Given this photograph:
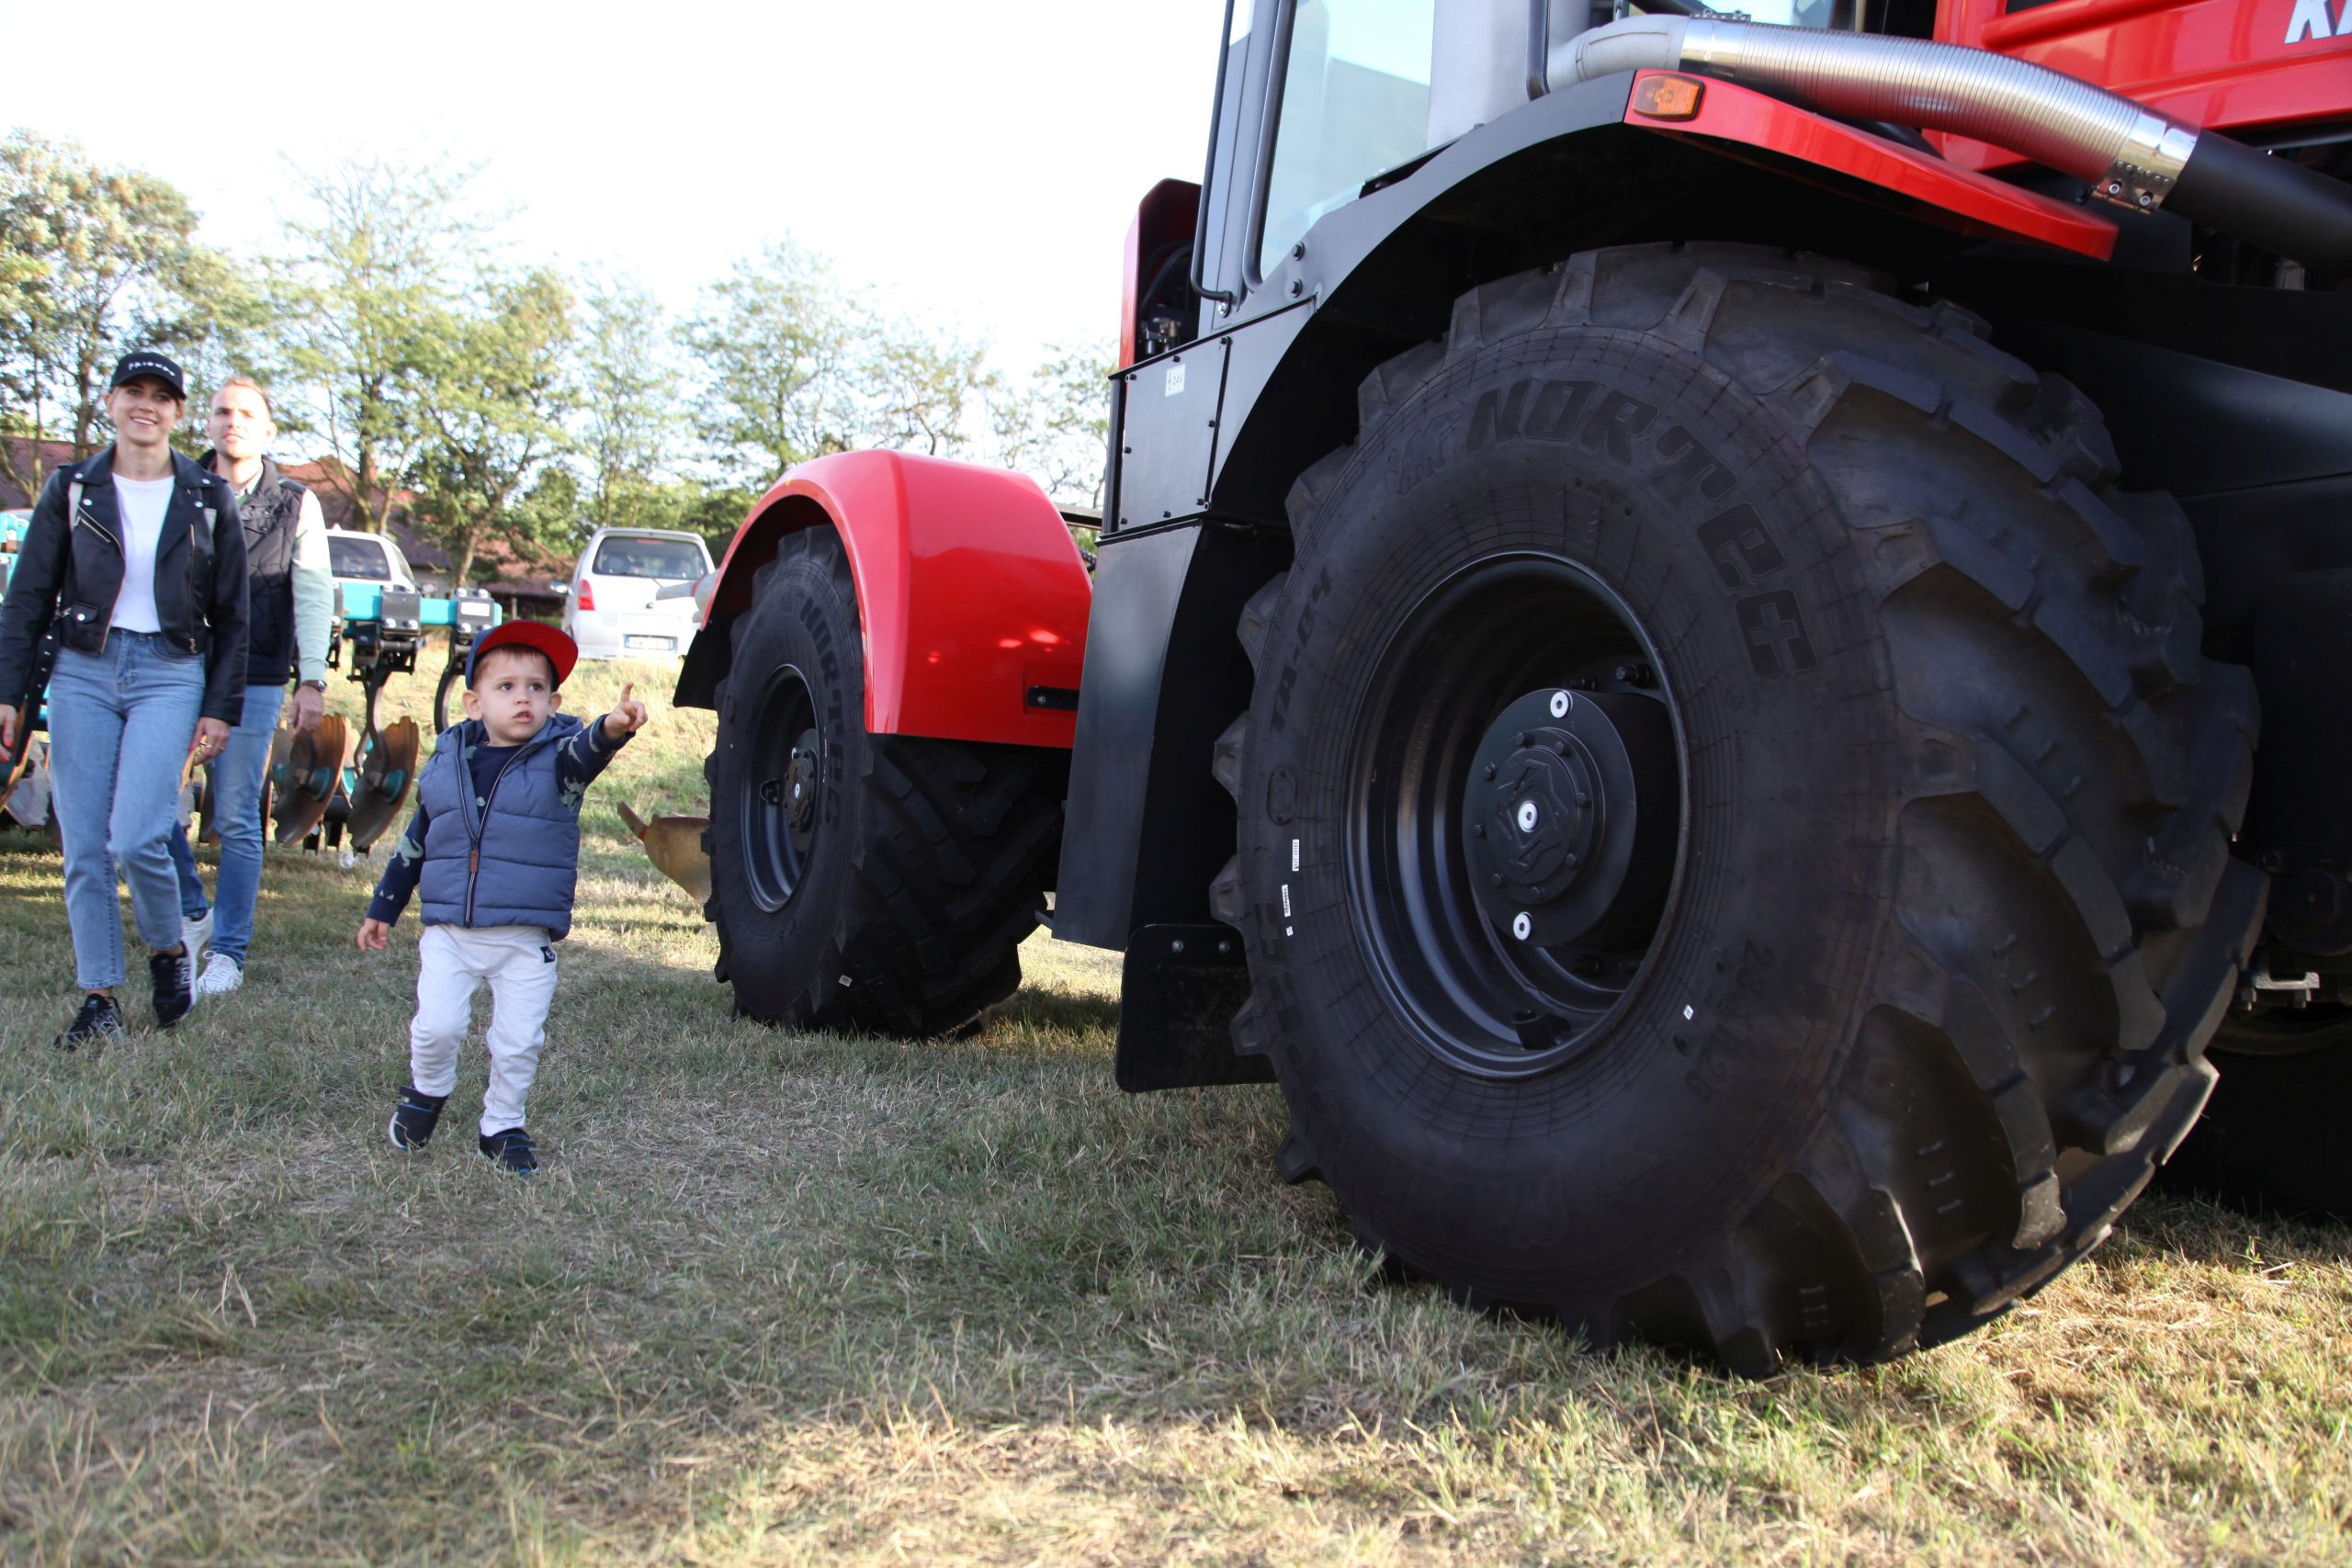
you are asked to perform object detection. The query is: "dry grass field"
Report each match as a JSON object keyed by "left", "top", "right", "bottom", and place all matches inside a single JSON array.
[{"left": 2, "top": 658, "right": 2347, "bottom": 1564}]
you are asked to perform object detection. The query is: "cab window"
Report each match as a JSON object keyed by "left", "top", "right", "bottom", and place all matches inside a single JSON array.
[{"left": 1259, "top": 0, "right": 1438, "bottom": 277}]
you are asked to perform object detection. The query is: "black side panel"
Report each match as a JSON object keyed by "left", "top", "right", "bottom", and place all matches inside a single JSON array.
[
  {"left": 1055, "top": 523, "right": 1290, "bottom": 951},
  {"left": 2187, "top": 474, "right": 2352, "bottom": 651},
  {"left": 1109, "top": 338, "right": 1228, "bottom": 531},
  {"left": 2245, "top": 569, "right": 2352, "bottom": 957}
]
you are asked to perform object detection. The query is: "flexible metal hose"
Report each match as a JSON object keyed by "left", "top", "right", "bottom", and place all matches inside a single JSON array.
[{"left": 1554, "top": 17, "right": 2198, "bottom": 210}]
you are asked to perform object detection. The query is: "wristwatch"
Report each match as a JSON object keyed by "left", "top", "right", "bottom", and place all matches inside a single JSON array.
[{"left": 300, "top": 679, "right": 328, "bottom": 693}]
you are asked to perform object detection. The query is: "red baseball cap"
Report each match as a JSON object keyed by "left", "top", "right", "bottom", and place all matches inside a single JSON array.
[{"left": 466, "top": 620, "right": 579, "bottom": 687}]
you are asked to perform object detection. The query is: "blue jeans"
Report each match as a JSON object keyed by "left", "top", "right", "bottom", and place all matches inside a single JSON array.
[
  {"left": 47, "top": 633, "right": 208, "bottom": 992},
  {"left": 167, "top": 682, "right": 287, "bottom": 964}
]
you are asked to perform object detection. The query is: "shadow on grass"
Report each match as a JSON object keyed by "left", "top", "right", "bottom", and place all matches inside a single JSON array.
[
  {"left": 2119, "top": 1189, "right": 2352, "bottom": 1265},
  {"left": 989, "top": 984, "right": 1120, "bottom": 1036}
]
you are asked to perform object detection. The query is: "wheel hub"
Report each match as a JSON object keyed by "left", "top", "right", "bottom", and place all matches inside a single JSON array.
[
  {"left": 741, "top": 666, "right": 820, "bottom": 914},
  {"left": 783, "top": 730, "right": 820, "bottom": 840},
  {"left": 1345, "top": 553, "right": 1687, "bottom": 1077},
  {"left": 1462, "top": 687, "right": 1677, "bottom": 953}
]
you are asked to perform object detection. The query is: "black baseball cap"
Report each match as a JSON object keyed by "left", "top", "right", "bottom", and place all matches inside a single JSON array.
[{"left": 108, "top": 350, "right": 187, "bottom": 400}]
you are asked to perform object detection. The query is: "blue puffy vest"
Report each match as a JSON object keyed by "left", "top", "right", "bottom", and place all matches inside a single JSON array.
[{"left": 414, "top": 713, "right": 592, "bottom": 939}]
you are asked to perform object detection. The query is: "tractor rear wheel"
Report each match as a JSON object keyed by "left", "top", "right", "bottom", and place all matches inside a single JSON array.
[
  {"left": 703, "top": 525, "right": 1066, "bottom": 1034},
  {"left": 1213, "top": 243, "right": 2261, "bottom": 1371},
  {"left": 2166, "top": 1022, "right": 2352, "bottom": 1220}
]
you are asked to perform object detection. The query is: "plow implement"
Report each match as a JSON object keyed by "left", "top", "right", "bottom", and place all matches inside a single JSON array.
[
  {"left": 269, "top": 715, "right": 347, "bottom": 844},
  {"left": 345, "top": 718, "right": 420, "bottom": 851},
  {"left": 617, "top": 802, "right": 712, "bottom": 905}
]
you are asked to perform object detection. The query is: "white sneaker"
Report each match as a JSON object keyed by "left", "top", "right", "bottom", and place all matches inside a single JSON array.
[
  {"left": 184, "top": 908, "right": 214, "bottom": 966},
  {"left": 194, "top": 952, "right": 244, "bottom": 997}
]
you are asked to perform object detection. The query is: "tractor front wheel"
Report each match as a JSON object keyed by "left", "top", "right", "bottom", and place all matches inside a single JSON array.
[{"left": 703, "top": 525, "right": 1066, "bottom": 1034}]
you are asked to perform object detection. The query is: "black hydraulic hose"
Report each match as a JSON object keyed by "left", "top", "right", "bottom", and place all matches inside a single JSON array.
[{"left": 2168, "top": 135, "right": 2352, "bottom": 266}]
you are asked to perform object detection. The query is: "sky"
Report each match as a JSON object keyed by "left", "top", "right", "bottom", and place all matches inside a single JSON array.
[{"left": 6, "top": 0, "right": 1234, "bottom": 379}]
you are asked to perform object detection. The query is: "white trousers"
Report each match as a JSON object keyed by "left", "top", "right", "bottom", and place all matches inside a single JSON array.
[{"left": 408, "top": 923, "right": 560, "bottom": 1137}]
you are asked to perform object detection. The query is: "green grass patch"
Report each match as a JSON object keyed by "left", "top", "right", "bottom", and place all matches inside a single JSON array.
[{"left": 1, "top": 659, "right": 2346, "bottom": 1562}]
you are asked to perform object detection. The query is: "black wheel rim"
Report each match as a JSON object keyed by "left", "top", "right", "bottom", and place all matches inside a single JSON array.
[
  {"left": 1346, "top": 554, "right": 1685, "bottom": 1080},
  {"left": 742, "top": 664, "right": 822, "bottom": 913}
]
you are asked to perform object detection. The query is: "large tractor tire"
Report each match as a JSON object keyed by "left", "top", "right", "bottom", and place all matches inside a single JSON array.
[
  {"left": 704, "top": 525, "right": 1067, "bottom": 1035},
  {"left": 1212, "top": 243, "right": 2261, "bottom": 1371}
]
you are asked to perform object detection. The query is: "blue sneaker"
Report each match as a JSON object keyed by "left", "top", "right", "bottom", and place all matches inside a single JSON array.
[
  {"left": 388, "top": 1087, "right": 447, "bottom": 1151},
  {"left": 479, "top": 1127, "right": 538, "bottom": 1174}
]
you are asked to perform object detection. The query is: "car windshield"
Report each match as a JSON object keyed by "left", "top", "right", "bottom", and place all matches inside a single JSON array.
[
  {"left": 330, "top": 537, "right": 393, "bottom": 580},
  {"left": 592, "top": 537, "right": 706, "bottom": 580}
]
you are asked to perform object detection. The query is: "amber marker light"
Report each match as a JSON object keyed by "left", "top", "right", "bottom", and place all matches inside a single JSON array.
[{"left": 1632, "top": 73, "right": 1706, "bottom": 120}]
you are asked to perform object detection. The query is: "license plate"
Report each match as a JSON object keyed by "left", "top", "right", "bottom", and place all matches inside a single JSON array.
[{"left": 624, "top": 635, "right": 676, "bottom": 651}]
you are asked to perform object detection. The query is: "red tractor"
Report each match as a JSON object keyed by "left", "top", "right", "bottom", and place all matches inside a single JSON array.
[{"left": 676, "top": 0, "right": 2352, "bottom": 1371}]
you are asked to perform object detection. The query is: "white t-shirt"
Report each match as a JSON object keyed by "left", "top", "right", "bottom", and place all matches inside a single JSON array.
[{"left": 110, "top": 474, "right": 174, "bottom": 635}]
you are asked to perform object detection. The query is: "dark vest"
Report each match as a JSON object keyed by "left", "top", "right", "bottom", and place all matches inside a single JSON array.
[
  {"left": 413, "top": 714, "right": 589, "bottom": 939},
  {"left": 209, "top": 453, "right": 308, "bottom": 686}
]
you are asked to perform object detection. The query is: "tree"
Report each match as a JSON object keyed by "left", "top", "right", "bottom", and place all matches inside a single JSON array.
[
  {"left": 407, "top": 268, "right": 574, "bottom": 588},
  {"left": 864, "top": 322, "right": 994, "bottom": 457},
  {"left": 682, "top": 237, "right": 862, "bottom": 487},
  {"left": 0, "top": 132, "right": 246, "bottom": 495},
  {"left": 990, "top": 345, "right": 1113, "bottom": 511},
  {"left": 574, "top": 271, "right": 679, "bottom": 540},
  {"left": 273, "top": 158, "right": 481, "bottom": 533},
  {"left": 668, "top": 480, "right": 763, "bottom": 554}
]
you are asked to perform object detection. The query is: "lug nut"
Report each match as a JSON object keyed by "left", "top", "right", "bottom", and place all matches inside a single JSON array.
[{"left": 1517, "top": 801, "right": 1539, "bottom": 832}]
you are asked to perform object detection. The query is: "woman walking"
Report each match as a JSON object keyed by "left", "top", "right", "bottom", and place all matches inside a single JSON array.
[{"left": 0, "top": 351, "right": 249, "bottom": 1048}]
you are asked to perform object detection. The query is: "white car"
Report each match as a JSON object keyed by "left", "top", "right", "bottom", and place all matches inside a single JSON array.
[
  {"left": 562, "top": 527, "right": 713, "bottom": 660},
  {"left": 326, "top": 527, "right": 419, "bottom": 607}
]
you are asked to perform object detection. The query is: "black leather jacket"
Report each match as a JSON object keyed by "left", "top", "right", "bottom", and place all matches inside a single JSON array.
[{"left": 0, "top": 446, "right": 250, "bottom": 724}]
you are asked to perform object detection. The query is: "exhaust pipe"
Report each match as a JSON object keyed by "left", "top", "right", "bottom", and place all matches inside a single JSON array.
[{"left": 1552, "top": 17, "right": 2352, "bottom": 265}]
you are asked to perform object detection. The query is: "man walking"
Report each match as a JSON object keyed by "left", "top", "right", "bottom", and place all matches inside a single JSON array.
[{"left": 167, "top": 375, "right": 334, "bottom": 996}]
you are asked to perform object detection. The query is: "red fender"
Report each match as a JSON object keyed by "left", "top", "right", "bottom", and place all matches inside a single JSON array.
[
  {"left": 697, "top": 451, "right": 1091, "bottom": 749},
  {"left": 1623, "top": 72, "right": 2121, "bottom": 259}
]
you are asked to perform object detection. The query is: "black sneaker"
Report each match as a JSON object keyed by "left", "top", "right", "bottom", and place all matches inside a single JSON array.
[
  {"left": 54, "top": 993, "right": 125, "bottom": 1052},
  {"left": 479, "top": 1127, "right": 538, "bottom": 1174},
  {"left": 388, "top": 1086, "right": 448, "bottom": 1151},
  {"left": 150, "top": 947, "right": 195, "bottom": 1029}
]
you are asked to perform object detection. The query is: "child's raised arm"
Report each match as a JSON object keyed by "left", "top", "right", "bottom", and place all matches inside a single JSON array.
[
  {"left": 603, "top": 682, "right": 650, "bottom": 741},
  {"left": 559, "top": 684, "right": 647, "bottom": 795}
]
